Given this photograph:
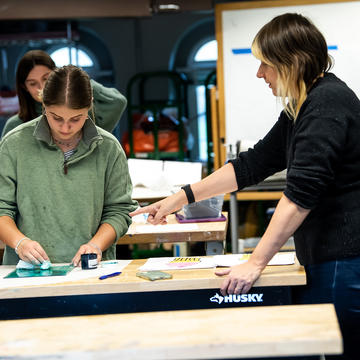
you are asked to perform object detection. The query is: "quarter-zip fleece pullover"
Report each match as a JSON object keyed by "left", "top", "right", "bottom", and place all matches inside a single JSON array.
[{"left": 0, "top": 116, "right": 137, "bottom": 264}]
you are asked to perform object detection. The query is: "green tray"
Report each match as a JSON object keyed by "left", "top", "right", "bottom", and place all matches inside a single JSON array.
[{"left": 4, "top": 265, "right": 74, "bottom": 279}]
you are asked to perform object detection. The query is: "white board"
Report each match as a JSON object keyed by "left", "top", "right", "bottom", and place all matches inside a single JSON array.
[{"left": 218, "top": 1, "right": 360, "bottom": 146}]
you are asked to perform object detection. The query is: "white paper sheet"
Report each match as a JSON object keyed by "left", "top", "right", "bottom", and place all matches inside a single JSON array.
[
  {"left": 0, "top": 260, "right": 132, "bottom": 289},
  {"left": 128, "top": 159, "right": 164, "bottom": 188},
  {"left": 139, "top": 256, "right": 216, "bottom": 271},
  {"left": 132, "top": 186, "right": 176, "bottom": 200},
  {"left": 213, "top": 252, "right": 295, "bottom": 267},
  {"left": 128, "top": 159, "right": 202, "bottom": 199},
  {"left": 163, "top": 161, "right": 202, "bottom": 186},
  {"left": 134, "top": 223, "right": 199, "bottom": 233}
]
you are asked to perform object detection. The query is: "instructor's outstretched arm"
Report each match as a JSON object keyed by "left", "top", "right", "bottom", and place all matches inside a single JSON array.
[{"left": 130, "top": 163, "right": 238, "bottom": 224}]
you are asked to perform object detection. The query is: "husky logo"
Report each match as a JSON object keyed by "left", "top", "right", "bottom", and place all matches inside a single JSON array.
[
  {"left": 210, "top": 292, "right": 264, "bottom": 304},
  {"left": 210, "top": 293, "right": 224, "bottom": 304}
]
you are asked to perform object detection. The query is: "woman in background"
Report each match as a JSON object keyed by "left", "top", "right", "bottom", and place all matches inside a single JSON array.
[
  {"left": 1, "top": 50, "right": 126, "bottom": 136},
  {"left": 0, "top": 65, "right": 137, "bottom": 266},
  {"left": 131, "top": 13, "right": 360, "bottom": 359}
]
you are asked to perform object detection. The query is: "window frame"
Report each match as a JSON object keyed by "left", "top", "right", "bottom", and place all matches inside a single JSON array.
[{"left": 48, "top": 44, "right": 100, "bottom": 71}]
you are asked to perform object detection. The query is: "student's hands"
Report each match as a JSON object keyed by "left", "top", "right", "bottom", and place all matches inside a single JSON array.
[
  {"left": 72, "top": 242, "right": 102, "bottom": 267},
  {"left": 130, "top": 191, "right": 187, "bottom": 225},
  {"left": 215, "top": 261, "right": 263, "bottom": 295},
  {"left": 16, "top": 239, "right": 49, "bottom": 265}
]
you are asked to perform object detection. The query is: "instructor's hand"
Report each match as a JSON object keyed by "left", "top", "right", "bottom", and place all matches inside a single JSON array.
[
  {"left": 215, "top": 261, "right": 263, "bottom": 295},
  {"left": 130, "top": 191, "right": 187, "bottom": 225},
  {"left": 17, "top": 239, "right": 49, "bottom": 265}
]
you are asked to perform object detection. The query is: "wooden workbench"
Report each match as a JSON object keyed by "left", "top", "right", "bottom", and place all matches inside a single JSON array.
[
  {"left": 0, "top": 258, "right": 305, "bottom": 300},
  {"left": 0, "top": 257, "right": 306, "bottom": 320},
  {"left": 0, "top": 304, "right": 342, "bottom": 359}
]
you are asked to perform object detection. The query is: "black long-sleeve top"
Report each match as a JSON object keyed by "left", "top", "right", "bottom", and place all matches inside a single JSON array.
[{"left": 230, "top": 73, "right": 360, "bottom": 265}]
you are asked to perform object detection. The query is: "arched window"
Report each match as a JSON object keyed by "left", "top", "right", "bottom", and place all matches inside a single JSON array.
[
  {"left": 170, "top": 18, "right": 216, "bottom": 163},
  {"left": 50, "top": 46, "right": 94, "bottom": 67},
  {"left": 190, "top": 39, "right": 217, "bottom": 161},
  {"left": 47, "top": 28, "right": 115, "bottom": 88},
  {"left": 47, "top": 44, "right": 102, "bottom": 79},
  {"left": 194, "top": 40, "right": 217, "bottom": 62},
  {"left": 48, "top": 45, "right": 100, "bottom": 80}
]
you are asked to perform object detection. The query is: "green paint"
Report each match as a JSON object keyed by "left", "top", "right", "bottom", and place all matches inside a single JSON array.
[{"left": 4, "top": 265, "right": 74, "bottom": 279}]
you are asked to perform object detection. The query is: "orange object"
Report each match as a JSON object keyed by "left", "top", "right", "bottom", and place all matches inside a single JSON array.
[
  {"left": 122, "top": 112, "right": 185, "bottom": 155},
  {"left": 122, "top": 129, "right": 180, "bottom": 155}
]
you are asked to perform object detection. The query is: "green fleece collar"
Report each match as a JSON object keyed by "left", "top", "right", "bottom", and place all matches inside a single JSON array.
[{"left": 33, "top": 116, "right": 102, "bottom": 147}]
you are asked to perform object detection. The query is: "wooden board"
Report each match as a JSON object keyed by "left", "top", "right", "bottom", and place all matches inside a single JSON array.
[
  {"left": 0, "top": 257, "right": 305, "bottom": 299},
  {"left": 0, "top": 213, "right": 228, "bottom": 251},
  {"left": 0, "top": 0, "right": 151, "bottom": 19},
  {"left": 224, "top": 191, "right": 283, "bottom": 201},
  {"left": 0, "top": 304, "right": 342, "bottom": 359},
  {"left": 210, "top": 86, "right": 222, "bottom": 170},
  {"left": 118, "top": 212, "right": 228, "bottom": 245}
]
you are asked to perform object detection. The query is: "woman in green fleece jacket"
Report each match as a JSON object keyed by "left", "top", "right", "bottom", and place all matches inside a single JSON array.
[
  {"left": 0, "top": 65, "right": 138, "bottom": 266},
  {"left": 1, "top": 50, "right": 127, "bottom": 137}
]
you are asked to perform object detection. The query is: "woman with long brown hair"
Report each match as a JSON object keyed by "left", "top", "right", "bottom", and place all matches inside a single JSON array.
[{"left": 2, "top": 50, "right": 126, "bottom": 136}]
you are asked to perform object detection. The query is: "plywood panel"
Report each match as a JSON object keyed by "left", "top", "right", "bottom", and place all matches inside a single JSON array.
[{"left": 0, "top": 304, "right": 342, "bottom": 358}]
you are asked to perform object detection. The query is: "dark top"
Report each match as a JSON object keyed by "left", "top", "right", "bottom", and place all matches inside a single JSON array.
[{"left": 230, "top": 73, "right": 360, "bottom": 265}]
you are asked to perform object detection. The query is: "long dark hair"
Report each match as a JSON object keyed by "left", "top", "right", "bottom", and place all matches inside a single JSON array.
[
  {"left": 252, "top": 13, "right": 333, "bottom": 119},
  {"left": 43, "top": 65, "right": 92, "bottom": 110},
  {"left": 16, "top": 50, "right": 56, "bottom": 122}
]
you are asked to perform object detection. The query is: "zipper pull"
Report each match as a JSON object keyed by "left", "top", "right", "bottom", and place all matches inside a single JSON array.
[{"left": 63, "top": 162, "right": 68, "bottom": 175}]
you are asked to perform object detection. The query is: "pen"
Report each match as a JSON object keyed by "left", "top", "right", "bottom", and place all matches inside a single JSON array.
[{"left": 99, "top": 271, "right": 122, "bottom": 280}]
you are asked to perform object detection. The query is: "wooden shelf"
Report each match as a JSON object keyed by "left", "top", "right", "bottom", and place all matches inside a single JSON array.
[{"left": 224, "top": 191, "right": 283, "bottom": 201}]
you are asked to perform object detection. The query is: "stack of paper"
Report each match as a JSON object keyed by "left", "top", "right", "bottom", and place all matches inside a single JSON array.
[
  {"left": 138, "top": 253, "right": 295, "bottom": 272},
  {"left": 138, "top": 257, "right": 216, "bottom": 271}
]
